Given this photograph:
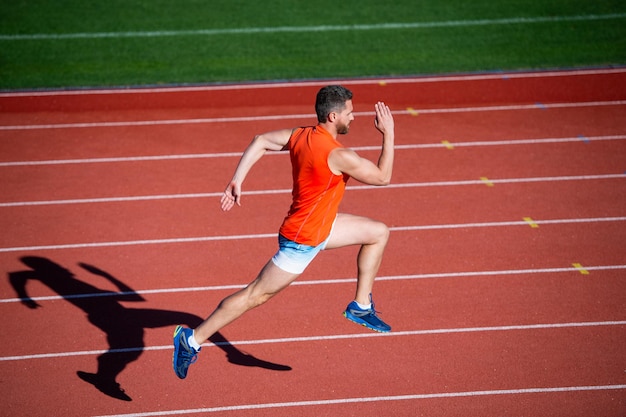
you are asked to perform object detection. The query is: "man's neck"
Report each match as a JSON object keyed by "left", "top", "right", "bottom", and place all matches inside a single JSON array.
[{"left": 317, "top": 122, "right": 337, "bottom": 138}]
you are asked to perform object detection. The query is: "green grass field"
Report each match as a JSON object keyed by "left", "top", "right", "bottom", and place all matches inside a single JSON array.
[{"left": 1, "top": 0, "right": 625, "bottom": 90}]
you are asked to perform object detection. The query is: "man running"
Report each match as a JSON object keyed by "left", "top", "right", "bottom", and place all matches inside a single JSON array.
[{"left": 173, "top": 85, "right": 395, "bottom": 379}]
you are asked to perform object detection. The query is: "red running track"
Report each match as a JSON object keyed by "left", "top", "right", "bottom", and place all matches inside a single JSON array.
[{"left": 1, "top": 69, "right": 625, "bottom": 417}]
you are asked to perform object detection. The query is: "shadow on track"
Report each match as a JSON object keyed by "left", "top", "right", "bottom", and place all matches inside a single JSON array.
[{"left": 8, "top": 256, "right": 291, "bottom": 401}]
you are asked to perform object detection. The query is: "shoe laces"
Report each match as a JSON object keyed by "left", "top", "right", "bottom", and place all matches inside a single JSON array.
[
  {"left": 368, "top": 295, "right": 384, "bottom": 317},
  {"left": 367, "top": 303, "right": 382, "bottom": 317}
]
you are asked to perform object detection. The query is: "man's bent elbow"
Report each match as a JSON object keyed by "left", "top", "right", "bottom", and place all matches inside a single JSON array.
[
  {"left": 355, "top": 169, "right": 392, "bottom": 186},
  {"left": 367, "top": 177, "right": 391, "bottom": 186}
]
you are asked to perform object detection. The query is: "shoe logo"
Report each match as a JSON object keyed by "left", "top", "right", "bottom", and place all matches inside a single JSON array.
[
  {"left": 349, "top": 308, "right": 371, "bottom": 318},
  {"left": 179, "top": 334, "right": 190, "bottom": 350}
]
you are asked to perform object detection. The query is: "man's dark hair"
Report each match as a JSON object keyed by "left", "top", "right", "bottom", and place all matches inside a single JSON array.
[{"left": 315, "top": 85, "right": 353, "bottom": 123}]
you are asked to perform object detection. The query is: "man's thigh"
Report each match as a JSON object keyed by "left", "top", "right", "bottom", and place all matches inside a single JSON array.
[
  {"left": 250, "top": 260, "right": 301, "bottom": 296},
  {"left": 325, "top": 213, "right": 388, "bottom": 250}
]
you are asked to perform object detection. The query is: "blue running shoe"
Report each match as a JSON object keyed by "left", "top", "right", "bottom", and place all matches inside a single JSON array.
[
  {"left": 172, "top": 325, "right": 200, "bottom": 379},
  {"left": 343, "top": 294, "right": 391, "bottom": 333}
]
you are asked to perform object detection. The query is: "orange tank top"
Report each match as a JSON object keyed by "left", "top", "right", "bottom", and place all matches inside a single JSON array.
[{"left": 279, "top": 125, "right": 349, "bottom": 246}]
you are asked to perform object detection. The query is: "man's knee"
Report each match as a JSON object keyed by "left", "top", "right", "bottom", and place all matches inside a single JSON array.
[
  {"left": 241, "top": 285, "right": 273, "bottom": 310},
  {"left": 372, "top": 221, "right": 390, "bottom": 244},
  {"left": 244, "top": 268, "right": 291, "bottom": 309}
]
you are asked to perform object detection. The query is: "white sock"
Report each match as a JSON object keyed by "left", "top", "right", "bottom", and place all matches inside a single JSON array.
[
  {"left": 356, "top": 301, "right": 371, "bottom": 310},
  {"left": 188, "top": 331, "right": 202, "bottom": 350}
]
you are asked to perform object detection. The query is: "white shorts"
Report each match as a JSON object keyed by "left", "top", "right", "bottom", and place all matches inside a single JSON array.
[{"left": 271, "top": 234, "right": 330, "bottom": 274}]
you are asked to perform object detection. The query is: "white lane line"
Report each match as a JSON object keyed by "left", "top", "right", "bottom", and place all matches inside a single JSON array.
[
  {"left": 91, "top": 384, "right": 626, "bottom": 417},
  {"left": 2, "top": 13, "right": 625, "bottom": 41},
  {"left": 1, "top": 68, "right": 625, "bottom": 97},
  {"left": 0, "top": 152, "right": 246, "bottom": 167},
  {"left": 0, "top": 112, "right": 310, "bottom": 131},
  {"left": 0, "top": 215, "right": 624, "bottom": 253},
  {"left": 350, "top": 174, "right": 626, "bottom": 191},
  {"left": 0, "top": 232, "right": 275, "bottom": 253},
  {"left": 1, "top": 135, "right": 625, "bottom": 167},
  {"left": 2, "top": 320, "right": 625, "bottom": 362},
  {"left": 391, "top": 216, "right": 626, "bottom": 231},
  {"left": 1, "top": 264, "right": 624, "bottom": 305},
  {"left": 0, "top": 191, "right": 233, "bottom": 207},
  {"left": 1, "top": 173, "right": 623, "bottom": 207},
  {"left": 1, "top": 100, "right": 625, "bottom": 131}
]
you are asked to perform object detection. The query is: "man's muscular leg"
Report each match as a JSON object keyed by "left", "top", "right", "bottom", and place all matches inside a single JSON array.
[
  {"left": 324, "top": 213, "right": 390, "bottom": 305},
  {"left": 193, "top": 260, "right": 300, "bottom": 344}
]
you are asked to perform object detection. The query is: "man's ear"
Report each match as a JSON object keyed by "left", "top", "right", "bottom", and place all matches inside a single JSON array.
[{"left": 328, "top": 111, "right": 337, "bottom": 122}]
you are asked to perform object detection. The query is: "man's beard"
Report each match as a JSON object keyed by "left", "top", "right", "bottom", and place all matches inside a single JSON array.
[{"left": 337, "top": 122, "right": 350, "bottom": 135}]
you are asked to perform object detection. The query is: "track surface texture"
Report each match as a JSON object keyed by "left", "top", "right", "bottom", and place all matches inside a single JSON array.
[{"left": 1, "top": 69, "right": 625, "bottom": 416}]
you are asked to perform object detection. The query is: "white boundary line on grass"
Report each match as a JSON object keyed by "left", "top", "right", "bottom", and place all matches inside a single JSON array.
[
  {"left": 2, "top": 13, "right": 625, "bottom": 41},
  {"left": 1, "top": 320, "right": 625, "bottom": 362},
  {"left": 92, "top": 384, "right": 626, "bottom": 417}
]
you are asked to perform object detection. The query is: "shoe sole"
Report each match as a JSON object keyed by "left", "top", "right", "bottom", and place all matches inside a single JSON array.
[{"left": 343, "top": 311, "right": 391, "bottom": 333}]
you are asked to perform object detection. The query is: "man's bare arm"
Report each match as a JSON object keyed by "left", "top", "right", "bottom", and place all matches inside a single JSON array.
[
  {"left": 329, "top": 102, "right": 395, "bottom": 186},
  {"left": 220, "top": 128, "right": 293, "bottom": 211}
]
